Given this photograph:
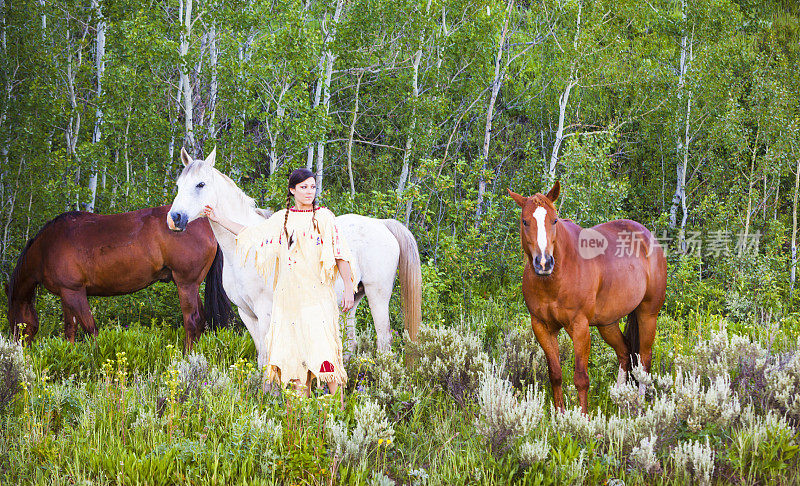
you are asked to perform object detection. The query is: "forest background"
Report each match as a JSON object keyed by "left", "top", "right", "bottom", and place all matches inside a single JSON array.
[
  {"left": 0, "top": 0, "right": 799, "bottom": 337},
  {"left": 2, "top": 1, "right": 800, "bottom": 484}
]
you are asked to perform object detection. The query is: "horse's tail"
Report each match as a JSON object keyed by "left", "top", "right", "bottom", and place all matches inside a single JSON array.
[
  {"left": 624, "top": 311, "right": 640, "bottom": 369},
  {"left": 203, "top": 245, "right": 234, "bottom": 330},
  {"left": 381, "top": 219, "right": 422, "bottom": 342},
  {"left": 7, "top": 236, "right": 41, "bottom": 341}
]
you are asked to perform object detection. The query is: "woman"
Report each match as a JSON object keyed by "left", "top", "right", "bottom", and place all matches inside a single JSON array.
[{"left": 203, "top": 169, "right": 355, "bottom": 400}]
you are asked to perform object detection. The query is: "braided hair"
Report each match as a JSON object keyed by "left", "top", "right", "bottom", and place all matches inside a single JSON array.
[
  {"left": 282, "top": 192, "right": 292, "bottom": 245},
  {"left": 283, "top": 168, "right": 320, "bottom": 246}
]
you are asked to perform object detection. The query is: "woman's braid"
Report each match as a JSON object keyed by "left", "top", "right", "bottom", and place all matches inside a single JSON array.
[
  {"left": 282, "top": 192, "right": 291, "bottom": 245},
  {"left": 311, "top": 198, "right": 320, "bottom": 233}
]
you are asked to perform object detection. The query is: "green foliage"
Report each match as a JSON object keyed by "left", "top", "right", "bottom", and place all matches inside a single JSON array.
[
  {"left": 26, "top": 323, "right": 255, "bottom": 382},
  {"left": 558, "top": 133, "right": 629, "bottom": 227},
  {"left": 727, "top": 425, "right": 800, "bottom": 484}
]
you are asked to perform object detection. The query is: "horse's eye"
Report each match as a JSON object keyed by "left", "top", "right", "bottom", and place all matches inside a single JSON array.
[
  {"left": 196, "top": 182, "right": 205, "bottom": 189},
  {"left": 552, "top": 218, "right": 558, "bottom": 225},
  {"left": 522, "top": 219, "right": 529, "bottom": 227}
]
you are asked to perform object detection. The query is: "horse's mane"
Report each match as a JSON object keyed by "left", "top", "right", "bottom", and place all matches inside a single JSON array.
[
  {"left": 214, "top": 170, "right": 256, "bottom": 210},
  {"left": 181, "top": 160, "right": 256, "bottom": 211},
  {"left": 7, "top": 212, "right": 77, "bottom": 299},
  {"left": 530, "top": 193, "right": 556, "bottom": 212}
]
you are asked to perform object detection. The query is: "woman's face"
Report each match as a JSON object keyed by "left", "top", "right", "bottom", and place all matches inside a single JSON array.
[{"left": 290, "top": 176, "right": 316, "bottom": 207}]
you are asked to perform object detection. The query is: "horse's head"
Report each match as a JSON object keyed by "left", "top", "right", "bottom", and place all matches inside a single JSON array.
[
  {"left": 169, "top": 147, "right": 220, "bottom": 231},
  {"left": 508, "top": 181, "right": 561, "bottom": 276}
]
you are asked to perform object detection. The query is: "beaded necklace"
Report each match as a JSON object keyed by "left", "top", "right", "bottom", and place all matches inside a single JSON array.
[{"left": 289, "top": 206, "right": 325, "bottom": 213}]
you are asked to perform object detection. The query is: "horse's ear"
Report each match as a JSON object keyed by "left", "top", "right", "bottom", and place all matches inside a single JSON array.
[
  {"left": 206, "top": 146, "right": 217, "bottom": 167},
  {"left": 546, "top": 180, "right": 560, "bottom": 203},
  {"left": 180, "top": 147, "right": 193, "bottom": 167},
  {"left": 507, "top": 188, "right": 527, "bottom": 208}
]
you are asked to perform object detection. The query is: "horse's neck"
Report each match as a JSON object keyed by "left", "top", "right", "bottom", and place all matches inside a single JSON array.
[
  {"left": 208, "top": 221, "right": 238, "bottom": 254},
  {"left": 210, "top": 178, "right": 266, "bottom": 255},
  {"left": 554, "top": 223, "right": 579, "bottom": 263}
]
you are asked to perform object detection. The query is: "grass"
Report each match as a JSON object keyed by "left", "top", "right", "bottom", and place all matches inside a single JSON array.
[{"left": 0, "top": 306, "right": 798, "bottom": 485}]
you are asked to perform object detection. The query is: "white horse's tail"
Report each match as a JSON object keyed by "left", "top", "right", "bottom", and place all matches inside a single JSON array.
[{"left": 380, "top": 219, "right": 422, "bottom": 342}]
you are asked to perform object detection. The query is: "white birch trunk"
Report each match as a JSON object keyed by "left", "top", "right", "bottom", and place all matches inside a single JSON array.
[
  {"left": 397, "top": 50, "right": 421, "bottom": 194},
  {"left": 773, "top": 173, "right": 779, "bottom": 220},
  {"left": 0, "top": 152, "right": 7, "bottom": 265},
  {"left": 547, "top": 1, "right": 581, "bottom": 183},
  {"left": 165, "top": 135, "right": 176, "bottom": 195},
  {"left": 39, "top": 0, "right": 46, "bottom": 39},
  {"left": 1, "top": 0, "right": 7, "bottom": 230},
  {"left": 762, "top": 171, "right": 767, "bottom": 221},
  {"left": 87, "top": 0, "right": 106, "bottom": 213},
  {"left": 209, "top": 22, "right": 218, "bottom": 138},
  {"left": 741, "top": 130, "right": 759, "bottom": 256},
  {"left": 313, "top": 0, "right": 345, "bottom": 193},
  {"left": 791, "top": 157, "right": 800, "bottom": 299},
  {"left": 179, "top": 0, "right": 195, "bottom": 153},
  {"left": 65, "top": 26, "right": 87, "bottom": 210},
  {"left": 679, "top": 89, "right": 692, "bottom": 239},
  {"left": 169, "top": 32, "right": 186, "bottom": 184},
  {"left": 24, "top": 183, "right": 32, "bottom": 242},
  {"left": 195, "top": 32, "right": 206, "bottom": 130},
  {"left": 266, "top": 81, "right": 289, "bottom": 176},
  {"left": 314, "top": 54, "right": 333, "bottom": 192},
  {"left": 347, "top": 72, "right": 362, "bottom": 196},
  {"left": 475, "top": 0, "right": 513, "bottom": 225},
  {"left": 124, "top": 107, "right": 131, "bottom": 197},
  {"left": 547, "top": 79, "right": 576, "bottom": 183},
  {"left": 669, "top": 2, "right": 692, "bottom": 251},
  {"left": 237, "top": 28, "right": 256, "bottom": 126},
  {"left": 307, "top": 55, "right": 324, "bottom": 170},
  {"left": 1, "top": 157, "right": 23, "bottom": 267},
  {"left": 397, "top": 0, "right": 433, "bottom": 195}
]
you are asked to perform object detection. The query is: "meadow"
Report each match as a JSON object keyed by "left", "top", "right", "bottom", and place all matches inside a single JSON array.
[{"left": 1, "top": 285, "right": 798, "bottom": 485}]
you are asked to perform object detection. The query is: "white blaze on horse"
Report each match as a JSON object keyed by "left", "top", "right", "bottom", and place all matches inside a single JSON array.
[{"left": 167, "top": 148, "right": 421, "bottom": 368}]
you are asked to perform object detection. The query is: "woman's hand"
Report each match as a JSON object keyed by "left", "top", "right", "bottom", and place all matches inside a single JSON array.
[
  {"left": 335, "top": 259, "right": 356, "bottom": 312},
  {"left": 203, "top": 205, "right": 219, "bottom": 223},
  {"left": 340, "top": 289, "right": 355, "bottom": 312},
  {"left": 204, "top": 206, "right": 245, "bottom": 235}
]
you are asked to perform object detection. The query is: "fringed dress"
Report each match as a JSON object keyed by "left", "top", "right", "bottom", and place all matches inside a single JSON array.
[{"left": 235, "top": 207, "right": 352, "bottom": 386}]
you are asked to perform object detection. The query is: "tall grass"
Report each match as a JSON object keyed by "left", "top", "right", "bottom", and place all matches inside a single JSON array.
[{"left": 0, "top": 307, "right": 798, "bottom": 485}]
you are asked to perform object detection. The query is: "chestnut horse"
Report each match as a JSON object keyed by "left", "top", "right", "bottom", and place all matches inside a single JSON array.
[
  {"left": 508, "top": 182, "right": 666, "bottom": 413},
  {"left": 6, "top": 206, "right": 233, "bottom": 349}
]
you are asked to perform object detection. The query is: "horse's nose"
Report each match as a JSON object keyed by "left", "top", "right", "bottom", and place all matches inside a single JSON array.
[
  {"left": 543, "top": 254, "right": 555, "bottom": 272},
  {"left": 533, "top": 253, "right": 555, "bottom": 275},
  {"left": 169, "top": 211, "right": 186, "bottom": 231}
]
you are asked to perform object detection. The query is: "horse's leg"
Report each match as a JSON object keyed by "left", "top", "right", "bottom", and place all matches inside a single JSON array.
[
  {"left": 363, "top": 282, "right": 392, "bottom": 353},
  {"left": 59, "top": 288, "right": 97, "bottom": 343},
  {"left": 564, "top": 318, "right": 591, "bottom": 414},
  {"left": 239, "top": 308, "right": 272, "bottom": 395},
  {"left": 175, "top": 281, "right": 204, "bottom": 352},
  {"left": 237, "top": 307, "right": 265, "bottom": 368},
  {"left": 530, "top": 317, "right": 565, "bottom": 411},
  {"left": 14, "top": 300, "right": 39, "bottom": 345},
  {"left": 633, "top": 310, "right": 658, "bottom": 373},
  {"left": 344, "top": 290, "right": 366, "bottom": 358},
  {"left": 21, "top": 320, "right": 39, "bottom": 346},
  {"left": 596, "top": 323, "right": 632, "bottom": 385}
]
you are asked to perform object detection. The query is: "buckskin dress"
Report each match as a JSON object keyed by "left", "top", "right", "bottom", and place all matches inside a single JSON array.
[{"left": 235, "top": 207, "right": 352, "bottom": 385}]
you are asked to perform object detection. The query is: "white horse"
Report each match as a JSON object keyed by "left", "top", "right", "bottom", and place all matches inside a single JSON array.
[{"left": 167, "top": 148, "right": 421, "bottom": 369}]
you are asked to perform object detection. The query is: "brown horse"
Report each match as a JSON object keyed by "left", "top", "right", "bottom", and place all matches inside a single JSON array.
[
  {"left": 5, "top": 205, "right": 233, "bottom": 349},
  {"left": 508, "top": 182, "right": 666, "bottom": 413}
]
